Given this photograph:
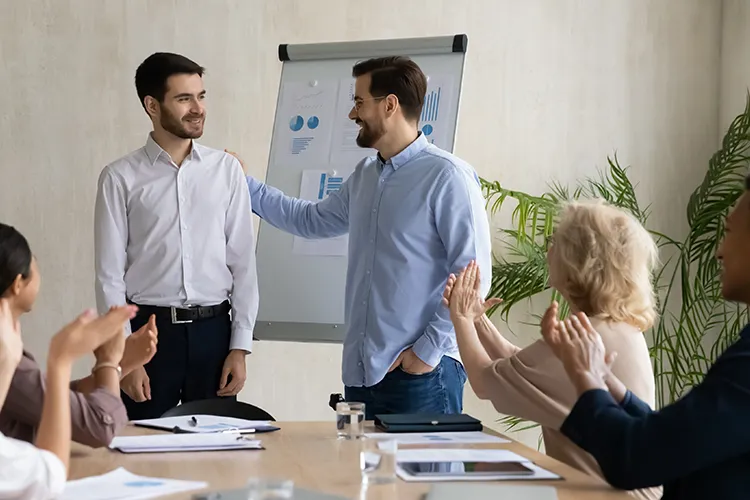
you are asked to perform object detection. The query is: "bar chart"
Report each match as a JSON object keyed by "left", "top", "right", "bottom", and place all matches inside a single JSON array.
[{"left": 421, "top": 86, "right": 442, "bottom": 122}]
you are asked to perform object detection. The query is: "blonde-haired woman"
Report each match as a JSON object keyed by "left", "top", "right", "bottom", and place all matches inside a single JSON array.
[{"left": 444, "top": 200, "right": 660, "bottom": 500}]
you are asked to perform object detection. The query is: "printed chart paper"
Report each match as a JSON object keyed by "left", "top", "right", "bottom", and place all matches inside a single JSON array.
[
  {"left": 418, "top": 74, "right": 456, "bottom": 151},
  {"left": 62, "top": 467, "right": 207, "bottom": 499},
  {"left": 329, "top": 78, "right": 377, "bottom": 166},
  {"left": 292, "top": 169, "right": 350, "bottom": 256},
  {"left": 272, "top": 80, "right": 337, "bottom": 166}
]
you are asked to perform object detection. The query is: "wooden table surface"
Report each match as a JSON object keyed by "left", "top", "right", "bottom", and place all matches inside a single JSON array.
[{"left": 69, "top": 422, "right": 630, "bottom": 499}]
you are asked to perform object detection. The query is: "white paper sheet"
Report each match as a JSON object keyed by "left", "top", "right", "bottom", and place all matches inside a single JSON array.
[
  {"left": 131, "top": 414, "right": 273, "bottom": 433},
  {"left": 328, "top": 78, "right": 377, "bottom": 166},
  {"left": 292, "top": 169, "right": 350, "bottom": 256},
  {"left": 417, "top": 74, "right": 456, "bottom": 151},
  {"left": 364, "top": 431, "right": 510, "bottom": 445},
  {"left": 110, "top": 433, "right": 262, "bottom": 453},
  {"left": 272, "top": 80, "right": 338, "bottom": 166},
  {"left": 395, "top": 448, "right": 560, "bottom": 482},
  {"left": 427, "top": 484, "right": 559, "bottom": 500},
  {"left": 62, "top": 467, "right": 207, "bottom": 500}
]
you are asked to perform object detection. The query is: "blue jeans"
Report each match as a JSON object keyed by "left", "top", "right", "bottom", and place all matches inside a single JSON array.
[{"left": 344, "top": 356, "right": 467, "bottom": 420}]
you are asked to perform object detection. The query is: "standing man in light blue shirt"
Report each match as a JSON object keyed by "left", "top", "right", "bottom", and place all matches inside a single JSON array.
[{"left": 244, "top": 56, "right": 492, "bottom": 418}]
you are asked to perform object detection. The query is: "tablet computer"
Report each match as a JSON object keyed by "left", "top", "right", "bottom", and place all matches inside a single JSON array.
[{"left": 400, "top": 460, "right": 535, "bottom": 477}]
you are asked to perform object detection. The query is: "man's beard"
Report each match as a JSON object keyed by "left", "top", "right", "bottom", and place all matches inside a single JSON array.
[
  {"left": 355, "top": 119, "right": 385, "bottom": 148},
  {"left": 161, "top": 109, "right": 204, "bottom": 139}
]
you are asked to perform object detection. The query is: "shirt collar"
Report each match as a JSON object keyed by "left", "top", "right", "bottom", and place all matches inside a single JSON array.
[
  {"left": 377, "top": 132, "right": 429, "bottom": 170},
  {"left": 144, "top": 133, "right": 202, "bottom": 165}
]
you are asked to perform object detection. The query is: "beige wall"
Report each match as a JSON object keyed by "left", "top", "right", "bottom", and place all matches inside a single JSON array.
[
  {"left": 0, "top": 0, "right": 722, "bottom": 449},
  {"left": 721, "top": 0, "right": 750, "bottom": 132}
]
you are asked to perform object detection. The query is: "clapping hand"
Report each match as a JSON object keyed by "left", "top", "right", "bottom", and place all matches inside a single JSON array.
[
  {"left": 121, "top": 314, "right": 158, "bottom": 375},
  {"left": 442, "top": 260, "right": 502, "bottom": 322},
  {"left": 48, "top": 306, "right": 138, "bottom": 364},
  {"left": 540, "top": 302, "right": 616, "bottom": 396}
]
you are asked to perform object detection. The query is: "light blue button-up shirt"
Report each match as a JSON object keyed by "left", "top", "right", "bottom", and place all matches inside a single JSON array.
[{"left": 247, "top": 133, "right": 492, "bottom": 387}]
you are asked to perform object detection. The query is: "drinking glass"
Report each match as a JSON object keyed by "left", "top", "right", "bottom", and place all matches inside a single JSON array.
[
  {"left": 244, "top": 478, "right": 294, "bottom": 499},
  {"left": 359, "top": 437, "right": 398, "bottom": 484},
  {"left": 336, "top": 401, "right": 365, "bottom": 439}
]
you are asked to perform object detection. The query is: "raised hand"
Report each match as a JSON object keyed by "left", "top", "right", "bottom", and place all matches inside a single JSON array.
[
  {"left": 545, "top": 311, "right": 613, "bottom": 396},
  {"left": 121, "top": 314, "right": 158, "bottom": 375},
  {"left": 48, "top": 305, "right": 137, "bottom": 364},
  {"left": 446, "top": 260, "right": 502, "bottom": 322}
]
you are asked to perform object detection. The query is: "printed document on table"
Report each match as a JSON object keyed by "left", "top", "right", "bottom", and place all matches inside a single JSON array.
[
  {"left": 271, "top": 80, "right": 337, "bottom": 166},
  {"left": 132, "top": 414, "right": 274, "bottom": 433},
  {"left": 395, "top": 448, "right": 561, "bottom": 482},
  {"left": 109, "top": 433, "right": 263, "bottom": 453},
  {"left": 62, "top": 467, "right": 207, "bottom": 500},
  {"left": 329, "top": 78, "right": 377, "bottom": 166},
  {"left": 364, "top": 431, "right": 510, "bottom": 445},
  {"left": 292, "top": 169, "right": 351, "bottom": 256}
]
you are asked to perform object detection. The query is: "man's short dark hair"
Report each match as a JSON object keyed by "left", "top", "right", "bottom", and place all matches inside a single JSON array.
[
  {"left": 135, "top": 52, "right": 205, "bottom": 109},
  {"left": 352, "top": 56, "right": 427, "bottom": 122}
]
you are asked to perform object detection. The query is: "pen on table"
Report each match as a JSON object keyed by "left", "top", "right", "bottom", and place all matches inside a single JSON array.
[{"left": 220, "top": 428, "right": 256, "bottom": 435}]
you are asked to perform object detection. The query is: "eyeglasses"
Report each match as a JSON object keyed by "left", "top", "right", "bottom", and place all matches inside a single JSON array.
[{"left": 352, "top": 96, "right": 386, "bottom": 111}]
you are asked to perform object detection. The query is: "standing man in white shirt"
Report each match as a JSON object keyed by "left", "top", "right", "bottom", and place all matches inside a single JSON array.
[{"left": 94, "top": 52, "right": 259, "bottom": 419}]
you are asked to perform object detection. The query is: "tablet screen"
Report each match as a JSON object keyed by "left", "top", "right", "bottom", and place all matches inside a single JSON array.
[{"left": 400, "top": 461, "right": 535, "bottom": 476}]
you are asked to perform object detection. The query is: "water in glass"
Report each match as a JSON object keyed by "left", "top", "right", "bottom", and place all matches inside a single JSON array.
[{"left": 336, "top": 402, "right": 365, "bottom": 439}]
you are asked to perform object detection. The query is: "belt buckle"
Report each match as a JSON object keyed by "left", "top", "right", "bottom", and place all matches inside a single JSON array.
[{"left": 170, "top": 306, "right": 193, "bottom": 324}]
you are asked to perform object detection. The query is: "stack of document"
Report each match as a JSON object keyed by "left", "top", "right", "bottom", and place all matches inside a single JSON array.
[
  {"left": 395, "top": 449, "right": 561, "bottom": 482},
  {"left": 109, "top": 433, "right": 263, "bottom": 453},
  {"left": 62, "top": 467, "right": 207, "bottom": 500},
  {"left": 132, "top": 414, "right": 279, "bottom": 434}
]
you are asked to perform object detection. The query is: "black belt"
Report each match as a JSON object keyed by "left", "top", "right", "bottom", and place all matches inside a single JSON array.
[{"left": 131, "top": 300, "right": 230, "bottom": 324}]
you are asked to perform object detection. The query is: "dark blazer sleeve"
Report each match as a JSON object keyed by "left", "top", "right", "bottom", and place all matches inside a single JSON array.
[
  {"left": 619, "top": 389, "right": 653, "bottom": 417},
  {"left": 560, "top": 336, "right": 750, "bottom": 490}
]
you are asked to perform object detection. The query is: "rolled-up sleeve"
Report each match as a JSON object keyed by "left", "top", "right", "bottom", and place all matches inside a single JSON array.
[
  {"left": 1, "top": 355, "right": 127, "bottom": 448},
  {"left": 0, "top": 432, "right": 66, "bottom": 500},
  {"left": 481, "top": 340, "right": 576, "bottom": 429}
]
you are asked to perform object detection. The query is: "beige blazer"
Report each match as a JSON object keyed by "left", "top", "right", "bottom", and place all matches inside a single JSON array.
[{"left": 482, "top": 317, "right": 661, "bottom": 500}]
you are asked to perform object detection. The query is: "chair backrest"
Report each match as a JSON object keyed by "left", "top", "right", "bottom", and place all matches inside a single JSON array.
[{"left": 161, "top": 398, "right": 275, "bottom": 421}]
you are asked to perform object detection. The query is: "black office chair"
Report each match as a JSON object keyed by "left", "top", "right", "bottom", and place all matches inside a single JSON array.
[{"left": 161, "top": 398, "right": 275, "bottom": 421}]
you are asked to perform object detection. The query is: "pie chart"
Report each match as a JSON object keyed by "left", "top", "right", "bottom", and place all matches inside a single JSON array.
[
  {"left": 307, "top": 116, "right": 320, "bottom": 129},
  {"left": 422, "top": 124, "right": 434, "bottom": 136},
  {"left": 289, "top": 115, "right": 304, "bottom": 132}
]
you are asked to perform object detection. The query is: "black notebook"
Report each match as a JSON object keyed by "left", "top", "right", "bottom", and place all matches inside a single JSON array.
[{"left": 374, "top": 413, "right": 483, "bottom": 433}]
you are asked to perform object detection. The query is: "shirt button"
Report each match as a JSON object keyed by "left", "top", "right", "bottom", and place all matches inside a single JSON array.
[
  {"left": 358, "top": 362, "right": 363, "bottom": 366},
  {"left": 366, "top": 270, "right": 370, "bottom": 274},
  {"left": 103, "top": 415, "right": 113, "bottom": 424},
  {"left": 369, "top": 239, "right": 374, "bottom": 243}
]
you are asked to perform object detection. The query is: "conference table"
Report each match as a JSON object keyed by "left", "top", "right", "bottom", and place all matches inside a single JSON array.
[{"left": 69, "top": 422, "right": 631, "bottom": 499}]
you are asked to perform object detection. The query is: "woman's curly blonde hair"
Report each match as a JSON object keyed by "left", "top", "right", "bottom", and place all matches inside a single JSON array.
[{"left": 550, "top": 199, "right": 659, "bottom": 331}]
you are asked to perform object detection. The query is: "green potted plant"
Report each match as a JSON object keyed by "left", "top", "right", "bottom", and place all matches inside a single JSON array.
[{"left": 482, "top": 95, "right": 750, "bottom": 434}]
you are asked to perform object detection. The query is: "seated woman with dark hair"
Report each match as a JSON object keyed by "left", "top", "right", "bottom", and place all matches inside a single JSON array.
[
  {"left": 0, "top": 223, "right": 158, "bottom": 448},
  {"left": 0, "top": 263, "right": 138, "bottom": 497}
]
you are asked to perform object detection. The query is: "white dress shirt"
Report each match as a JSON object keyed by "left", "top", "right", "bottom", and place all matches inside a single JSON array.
[
  {"left": 0, "top": 431, "right": 66, "bottom": 499},
  {"left": 94, "top": 134, "right": 258, "bottom": 352}
]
